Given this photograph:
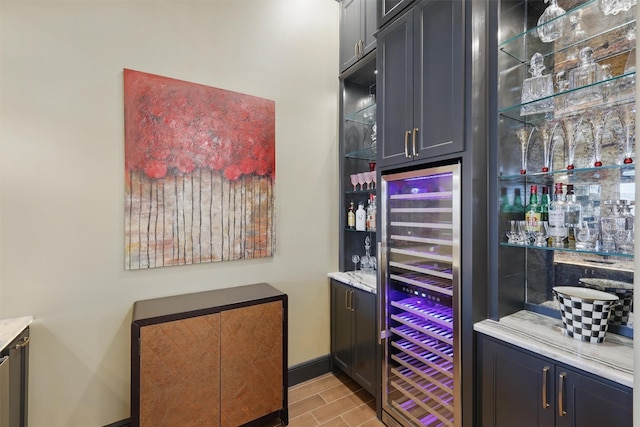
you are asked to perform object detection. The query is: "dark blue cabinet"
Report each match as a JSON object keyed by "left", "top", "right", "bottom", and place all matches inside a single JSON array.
[
  {"left": 376, "top": 0, "right": 463, "bottom": 168},
  {"left": 478, "top": 334, "right": 632, "bottom": 427},
  {"left": 339, "top": 0, "right": 377, "bottom": 73},
  {"left": 330, "top": 279, "right": 376, "bottom": 395}
]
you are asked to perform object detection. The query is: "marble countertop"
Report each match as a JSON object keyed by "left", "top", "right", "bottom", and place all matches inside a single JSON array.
[
  {"left": 0, "top": 316, "right": 33, "bottom": 352},
  {"left": 475, "top": 310, "right": 633, "bottom": 388},
  {"left": 328, "top": 271, "right": 377, "bottom": 294}
]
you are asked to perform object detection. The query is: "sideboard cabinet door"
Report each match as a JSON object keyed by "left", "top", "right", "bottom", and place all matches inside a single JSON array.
[
  {"left": 221, "top": 301, "right": 283, "bottom": 427},
  {"left": 139, "top": 314, "right": 221, "bottom": 427}
]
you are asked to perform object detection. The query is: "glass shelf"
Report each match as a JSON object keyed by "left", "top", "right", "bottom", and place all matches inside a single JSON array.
[
  {"left": 345, "top": 103, "right": 376, "bottom": 125},
  {"left": 499, "top": 71, "right": 636, "bottom": 121},
  {"left": 498, "top": 0, "right": 636, "bottom": 61},
  {"left": 345, "top": 189, "right": 377, "bottom": 195},
  {"left": 499, "top": 241, "right": 633, "bottom": 258},
  {"left": 345, "top": 146, "right": 377, "bottom": 160},
  {"left": 499, "top": 164, "right": 635, "bottom": 183}
]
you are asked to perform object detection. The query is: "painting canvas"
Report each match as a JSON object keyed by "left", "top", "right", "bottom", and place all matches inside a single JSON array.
[{"left": 124, "top": 69, "right": 275, "bottom": 270}]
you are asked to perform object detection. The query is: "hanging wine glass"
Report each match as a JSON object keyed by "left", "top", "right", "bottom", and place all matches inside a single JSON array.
[{"left": 515, "top": 126, "right": 536, "bottom": 174}]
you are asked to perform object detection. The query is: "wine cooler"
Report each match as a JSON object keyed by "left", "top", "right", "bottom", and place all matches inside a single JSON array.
[{"left": 380, "top": 163, "right": 461, "bottom": 427}]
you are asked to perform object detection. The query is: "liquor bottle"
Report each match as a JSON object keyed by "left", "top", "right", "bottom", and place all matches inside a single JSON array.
[
  {"left": 548, "top": 182, "right": 567, "bottom": 247},
  {"left": 355, "top": 202, "right": 366, "bottom": 231},
  {"left": 525, "top": 185, "right": 541, "bottom": 232},
  {"left": 565, "top": 184, "right": 582, "bottom": 248},
  {"left": 347, "top": 201, "right": 355, "bottom": 230},
  {"left": 540, "top": 185, "right": 550, "bottom": 222}
]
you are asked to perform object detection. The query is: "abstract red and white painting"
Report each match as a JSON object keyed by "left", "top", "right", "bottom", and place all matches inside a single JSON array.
[{"left": 124, "top": 69, "right": 275, "bottom": 270}]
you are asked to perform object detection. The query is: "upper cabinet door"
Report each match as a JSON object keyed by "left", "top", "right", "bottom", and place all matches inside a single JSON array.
[
  {"left": 340, "top": 0, "right": 362, "bottom": 72},
  {"left": 414, "top": 0, "right": 464, "bottom": 159},
  {"left": 340, "top": 0, "right": 378, "bottom": 73},
  {"left": 377, "top": 8, "right": 414, "bottom": 167},
  {"left": 362, "top": 0, "right": 378, "bottom": 56},
  {"left": 379, "top": 0, "right": 415, "bottom": 28}
]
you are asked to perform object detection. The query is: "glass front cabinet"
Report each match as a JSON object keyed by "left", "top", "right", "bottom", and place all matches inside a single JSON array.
[{"left": 496, "top": 0, "right": 636, "bottom": 337}]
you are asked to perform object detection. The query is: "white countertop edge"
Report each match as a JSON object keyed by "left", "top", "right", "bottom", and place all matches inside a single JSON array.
[
  {"left": 0, "top": 316, "right": 33, "bottom": 352},
  {"left": 475, "top": 311, "right": 633, "bottom": 389},
  {"left": 328, "top": 271, "right": 377, "bottom": 294}
]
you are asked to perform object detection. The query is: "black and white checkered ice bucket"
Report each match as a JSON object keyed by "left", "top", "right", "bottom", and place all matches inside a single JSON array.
[{"left": 553, "top": 286, "right": 620, "bottom": 343}]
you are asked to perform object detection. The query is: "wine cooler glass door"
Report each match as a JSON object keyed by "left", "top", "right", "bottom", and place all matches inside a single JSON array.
[{"left": 380, "top": 163, "right": 461, "bottom": 427}]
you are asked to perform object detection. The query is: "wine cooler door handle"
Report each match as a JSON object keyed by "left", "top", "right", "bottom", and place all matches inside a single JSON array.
[
  {"left": 377, "top": 241, "right": 383, "bottom": 345},
  {"left": 412, "top": 128, "right": 419, "bottom": 157},
  {"left": 558, "top": 372, "right": 567, "bottom": 417},
  {"left": 404, "top": 130, "right": 411, "bottom": 158},
  {"left": 542, "top": 366, "right": 550, "bottom": 409}
]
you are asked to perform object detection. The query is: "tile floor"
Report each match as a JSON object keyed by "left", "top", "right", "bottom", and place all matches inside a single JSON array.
[{"left": 265, "top": 371, "right": 386, "bottom": 427}]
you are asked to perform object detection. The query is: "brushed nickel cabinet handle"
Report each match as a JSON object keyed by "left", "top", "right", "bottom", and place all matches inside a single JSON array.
[
  {"left": 558, "top": 372, "right": 567, "bottom": 417},
  {"left": 542, "top": 366, "right": 550, "bottom": 409},
  {"left": 412, "top": 128, "right": 419, "bottom": 157},
  {"left": 345, "top": 288, "right": 350, "bottom": 311},
  {"left": 404, "top": 130, "right": 411, "bottom": 158}
]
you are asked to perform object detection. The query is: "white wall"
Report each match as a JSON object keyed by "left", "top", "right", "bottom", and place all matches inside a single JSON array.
[{"left": 0, "top": 1, "right": 339, "bottom": 425}]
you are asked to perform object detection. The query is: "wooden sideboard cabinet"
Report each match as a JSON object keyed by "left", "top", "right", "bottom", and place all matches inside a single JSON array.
[{"left": 130, "top": 283, "right": 288, "bottom": 427}]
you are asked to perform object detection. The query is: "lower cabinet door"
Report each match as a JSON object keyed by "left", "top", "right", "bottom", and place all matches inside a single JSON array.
[
  {"left": 556, "top": 365, "right": 632, "bottom": 427},
  {"left": 352, "top": 287, "right": 376, "bottom": 396},
  {"left": 139, "top": 314, "right": 221, "bottom": 427},
  {"left": 331, "top": 280, "right": 354, "bottom": 373},
  {"left": 479, "top": 335, "right": 554, "bottom": 427}
]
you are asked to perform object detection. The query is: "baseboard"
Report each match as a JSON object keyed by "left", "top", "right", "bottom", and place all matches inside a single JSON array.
[
  {"left": 287, "top": 354, "right": 332, "bottom": 387},
  {"left": 106, "top": 355, "right": 332, "bottom": 427}
]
